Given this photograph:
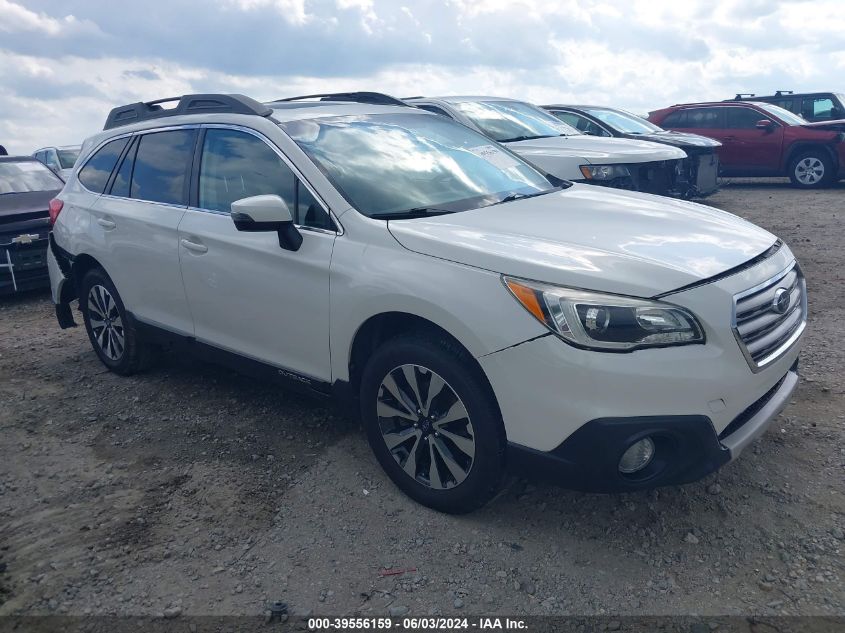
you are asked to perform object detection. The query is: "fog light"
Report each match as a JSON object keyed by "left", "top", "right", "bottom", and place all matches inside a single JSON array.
[{"left": 618, "top": 438, "right": 655, "bottom": 474}]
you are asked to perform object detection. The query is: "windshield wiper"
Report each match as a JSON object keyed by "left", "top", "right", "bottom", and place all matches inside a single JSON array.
[
  {"left": 497, "top": 134, "right": 556, "bottom": 143},
  {"left": 489, "top": 188, "right": 561, "bottom": 206},
  {"left": 371, "top": 207, "right": 455, "bottom": 220}
]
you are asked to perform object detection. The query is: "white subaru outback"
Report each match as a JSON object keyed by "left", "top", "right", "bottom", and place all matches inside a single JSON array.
[{"left": 48, "top": 92, "right": 806, "bottom": 514}]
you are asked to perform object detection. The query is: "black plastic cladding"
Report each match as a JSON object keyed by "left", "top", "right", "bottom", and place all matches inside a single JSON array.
[{"left": 103, "top": 94, "right": 273, "bottom": 130}]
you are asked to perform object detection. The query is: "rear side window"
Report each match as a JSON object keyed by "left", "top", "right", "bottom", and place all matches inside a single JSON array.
[
  {"left": 110, "top": 139, "right": 137, "bottom": 198},
  {"left": 683, "top": 108, "right": 723, "bottom": 128},
  {"left": 726, "top": 107, "right": 766, "bottom": 129},
  {"left": 130, "top": 130, "right": 196, "bottom": 206},
  {"left": 78, "top": 137, "right": 129, "bottom": 193}
]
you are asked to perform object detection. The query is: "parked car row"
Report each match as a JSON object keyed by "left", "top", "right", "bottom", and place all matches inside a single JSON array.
[{"left": 43, "top": 91, "right": 807, "bottom": 512}]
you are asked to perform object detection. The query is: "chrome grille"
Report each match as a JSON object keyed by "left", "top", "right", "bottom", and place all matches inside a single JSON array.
[{"left": 732, "top": 262, "right": 806, "bottom": 371}]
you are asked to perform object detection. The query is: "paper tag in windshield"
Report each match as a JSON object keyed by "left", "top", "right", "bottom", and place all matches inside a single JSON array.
[{"left": 468, "top": 145, "right": 521, "bottom": 170}]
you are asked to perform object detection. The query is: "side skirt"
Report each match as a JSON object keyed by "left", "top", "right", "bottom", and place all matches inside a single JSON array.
[{"left": 130, "top": 313, "right": 334, "bottom": 400}]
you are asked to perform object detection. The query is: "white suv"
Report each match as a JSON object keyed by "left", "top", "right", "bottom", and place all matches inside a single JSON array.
[{"left": 48, "top": 92, "right": 806, "bottom": 513}]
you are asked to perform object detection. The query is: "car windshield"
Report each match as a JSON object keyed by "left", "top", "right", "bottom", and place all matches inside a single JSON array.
[
  {"left": 584, "top": 108, "right": 662, "bottom": 134},
  {"left": 453, "top": 100, "right": 580, "bottom": 142},
  {"left": 280, "top": 112, "right": 556, "bottom": 218},
  {"left": 57, "top": 148, "right": 80, "bottom": 169},
  {"left": 758, "top": 103, "right": 807, "bottom": 125},
  {"left": 0, "top": 161, "right": 63, "bottom": 194}
]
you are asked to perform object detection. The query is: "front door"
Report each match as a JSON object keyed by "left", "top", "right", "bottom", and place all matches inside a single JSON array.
[
  {"left": 720, "top": 107, "right": 783, "bottom": 173},
  {"left": 177, "top": 127, "right": 336, "bottom": 382}
]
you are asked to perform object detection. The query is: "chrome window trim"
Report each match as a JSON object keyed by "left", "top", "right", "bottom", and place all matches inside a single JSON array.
[
  {"left": 198, "top": 123, "right": 343, "bottom": 235},
  {"left": 730, "top": 260, "right": 807, "bottom": 373}
]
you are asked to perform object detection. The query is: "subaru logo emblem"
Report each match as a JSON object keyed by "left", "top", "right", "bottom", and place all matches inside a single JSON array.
[{"left": 771, "top": 288, "right": 790, "bottom": 314}]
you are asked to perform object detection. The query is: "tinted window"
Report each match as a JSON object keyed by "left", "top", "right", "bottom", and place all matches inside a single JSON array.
[
  {"left": 199, "top": 128, "right": 295, "bottom": 214},
  {"left": 684, "top": 108, "right": 723, "bottom": 128},
  {"left": 726, "top": 107, "right": 767, "bottom": 129},
  {"left": 78, "top": 137, "right": 129, "bottom": 193},
  {"left": 805, "top": 97, "right": 834, "bottom": 120},
  {"left": 131, "top": 130, "right": 195, "bottom": 205},
  {"left": 661, "top": 110, "right": 686, "bottom": 127},
  {"left": 110, "top": 139, "right": 137, "bottom": 198},
  {"left": 552, "top": 112, "right": 609, "bottom": 136},
  {"left": 0, "top": 160, "right": 64, "bottom": 194},
  {"left": 57, "top": 149, "right": 80, "bottom": 169}
]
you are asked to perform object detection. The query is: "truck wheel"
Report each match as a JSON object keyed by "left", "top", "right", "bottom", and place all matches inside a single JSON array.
[
  {"left": 789, "top": 150, "right": 834, "bottom": 188},
  {"left": 79, "top": 268, "right": 153, "bottom": 375},
  {"left": 360, "top": 334, "right": 505, "bottom": 513}
]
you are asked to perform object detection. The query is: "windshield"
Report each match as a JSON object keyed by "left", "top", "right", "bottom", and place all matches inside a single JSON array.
[
  {"left": 453, "top": 100, "right": 580, "bottom": 142},
  {"left": 585, "top": 108, "right": 662, "bottom": 134},
  {"left": 280, "top": 112, "right": 555, "bottom": 218},
  {"left": 0, "top": 161, "right": 63, "bottom": 194},
  {"left": 758, "top": 103, "right": 807, "bottom": 125},
  {"left": 57, "top": 148, "right": 80, "bottom": 169}
]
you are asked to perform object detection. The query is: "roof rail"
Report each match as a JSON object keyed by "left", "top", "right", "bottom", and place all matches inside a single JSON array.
[
  {"left": 104, "top": 94, "right": 273, "bottom": 130},
  {"left": 733, "top": 93, "right": 756, "bottom": 100},
  {"left": 774, "top": 90, "right": 793, "bottom": 97},
  {"left": 271, "top": 92, "right": 407, "bottom": 107}
]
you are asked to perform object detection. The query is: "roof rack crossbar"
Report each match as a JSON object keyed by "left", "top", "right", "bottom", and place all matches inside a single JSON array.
[
  {"left": 103, "top": 94, "right": 273, "bottom": 130},
  {"left": 271, "top": 92, "right": 407, "bottom": 107},
  {"left": 733, "top": 93, "right": 756, "bottom": 100},
  {"left": 774, "top": 90, "right": 794, "bottom": 96}
]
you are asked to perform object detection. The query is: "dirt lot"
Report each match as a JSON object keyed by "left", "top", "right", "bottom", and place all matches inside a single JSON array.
[{"left": 1, "top": 180, "right": 843, "bottom": 620}]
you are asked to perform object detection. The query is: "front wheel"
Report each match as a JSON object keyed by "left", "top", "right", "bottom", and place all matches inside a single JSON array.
[
  {"left": 360, "top": 335, "right": 505, "bottom": 514},
  {"left": 788, "top": 150, "right": 834, "bottom": 188}
]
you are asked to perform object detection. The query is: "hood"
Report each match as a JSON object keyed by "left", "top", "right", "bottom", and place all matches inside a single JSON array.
[
  {"left": 623, "top": 130, "right": 722, "bottom": 149},
  {"left": 387, "top": 184, "right": 777, "bottom": 297},
  {"left": 800, "top": 118, "right": 845, "bottom": 131},
  {"left": 506, "top": 135, "right": 687, "bottom": 164}
]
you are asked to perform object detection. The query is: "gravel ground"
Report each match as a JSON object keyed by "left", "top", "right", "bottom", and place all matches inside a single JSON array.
[{"left": 0, "top": 180, "right": 843, "bottom": 620}]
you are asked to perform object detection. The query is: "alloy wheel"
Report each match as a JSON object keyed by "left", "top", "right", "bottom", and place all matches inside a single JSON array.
[
  {"left": 795, "top": 157, "right": 824, "bottom": 185},
  {"left": 88, "top": 284, "right": 125, "bottom": 361},
  {"left": 376, "top": 364, "right": 475, "bottom": 490}
]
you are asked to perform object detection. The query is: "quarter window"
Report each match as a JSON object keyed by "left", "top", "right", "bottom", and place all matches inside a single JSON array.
[
  {"left": 198, "top": 128, "right": 333, "bottom": 229},
  {"left": 78, "top": 137, "right": 130, "bottom": 193},
  {"left": 130, "top": 129, "right": 196, "bottom": 206}
]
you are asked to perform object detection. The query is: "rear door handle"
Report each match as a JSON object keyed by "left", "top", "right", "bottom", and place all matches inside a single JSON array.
[
  {"left": 97, "top": 218, "right": 116, "bottom": 230},
  {"left": 180, "top": 238, "right": 208, "bottom": 254}
]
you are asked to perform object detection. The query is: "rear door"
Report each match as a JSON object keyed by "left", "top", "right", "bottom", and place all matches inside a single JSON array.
[
  {"left": 177, "top": 126, "right": 336, "bottom": 381},
  {"left": 88, "top": 128, "right": 197, "bottom": 334},
  {"left": 721, "top": 106, "right": 783, "bottom": 173}
]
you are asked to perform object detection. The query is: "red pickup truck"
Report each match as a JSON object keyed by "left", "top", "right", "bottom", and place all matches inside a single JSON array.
[{"left": 649, "top": 100, "right": 845, "bottom": 188}]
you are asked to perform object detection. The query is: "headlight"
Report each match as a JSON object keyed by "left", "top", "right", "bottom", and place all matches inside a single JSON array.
[
  {"left": 504, "top": 277, "right": 705, "bottom": 351},
  {"left": 579, "top": 164, "right": 631, "bottom": 180}
]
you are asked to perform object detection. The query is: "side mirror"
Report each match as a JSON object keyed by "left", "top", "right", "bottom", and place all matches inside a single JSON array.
[
  {"left": 231, "top": 194, "right": 302, "bottom": 251},
  {"left": 755, "top": 119, "right": 775, "bottom": 130}
]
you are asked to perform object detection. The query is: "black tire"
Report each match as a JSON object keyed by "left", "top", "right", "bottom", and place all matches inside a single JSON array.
[
  {"left": 788, "top": 149, "right": 834, "bottom": 189},
  {"left": 360, "top": 334, "right": 505, "bottom": 514},
  {"left": 79, "top": 267, "right": 152, "bottom": 375}
]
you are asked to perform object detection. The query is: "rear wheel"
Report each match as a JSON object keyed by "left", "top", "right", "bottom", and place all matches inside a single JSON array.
[
  {"left": 360, "top": 335, "right": 505, "bottom": 513},
  {"left": 80, "top": 268, "right": 152, "bottom": 375},
  {"left": 788, "top": 150, "right": 834, "bottom": 188}
]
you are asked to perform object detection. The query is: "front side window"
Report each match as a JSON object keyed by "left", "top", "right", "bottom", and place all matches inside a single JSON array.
[
  {"left": 757, "top": 103, "right": 807, "bottom": 125},
  {"left": 280, "top": 112, "right": 555, "bottom": 218},
  {"left": 726, "top": 107, "right": 769, "bottom": 129},
  {"left": 198, "top": 128, "right": 333, "bottom": 229},
  {"left": 131, "top": 129, "right": 196, "bottom": 206},
  {"left": 805, "top": 97, "right": 834, "bottom": 119},
  {"left": 78, "top": 137, "right": 129, "bottom": 193},
  {"left": 0, "top": 160, "right": 64, "bottom": 194},
  {"left": 584, "top": 108, "right": 662, "bottom": 134},
  {"left": 552, "top": 111, "right": 610, "bottom": 137},
  {"left": 453, "top": 100, "right": 579, "bottom": 142}
]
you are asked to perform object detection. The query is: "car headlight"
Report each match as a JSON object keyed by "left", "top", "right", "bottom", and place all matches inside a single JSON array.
[
  {"left": 579, "top": 164, "right": 631, "bottom": 180},
  {"left": 504, "top": 277, "right": 705, "bottom": 351}
]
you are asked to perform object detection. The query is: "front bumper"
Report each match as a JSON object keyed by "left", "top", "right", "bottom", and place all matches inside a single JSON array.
[
  {"left": 506, "top": 361, "right": 798, "bottom": 492},
  {"left": 0, "top": 238, "right": 50, "bottom": 294}
]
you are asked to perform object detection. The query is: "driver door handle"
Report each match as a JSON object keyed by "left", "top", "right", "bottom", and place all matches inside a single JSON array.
[
  {"left": 180, "top": 238, "right": 208, "bottom": 254},
  {"left": 97, "top": 218, "right": 116, "bottom": 230}
]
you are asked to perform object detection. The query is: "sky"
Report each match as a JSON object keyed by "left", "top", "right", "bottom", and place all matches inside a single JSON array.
[{"left": 1, "top": 0, "right": 843, "bottom": 154}]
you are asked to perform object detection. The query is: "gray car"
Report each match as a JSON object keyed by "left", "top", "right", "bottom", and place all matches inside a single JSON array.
[{"left": 32, "top": 145, "right": 81, "bottom": 180}]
